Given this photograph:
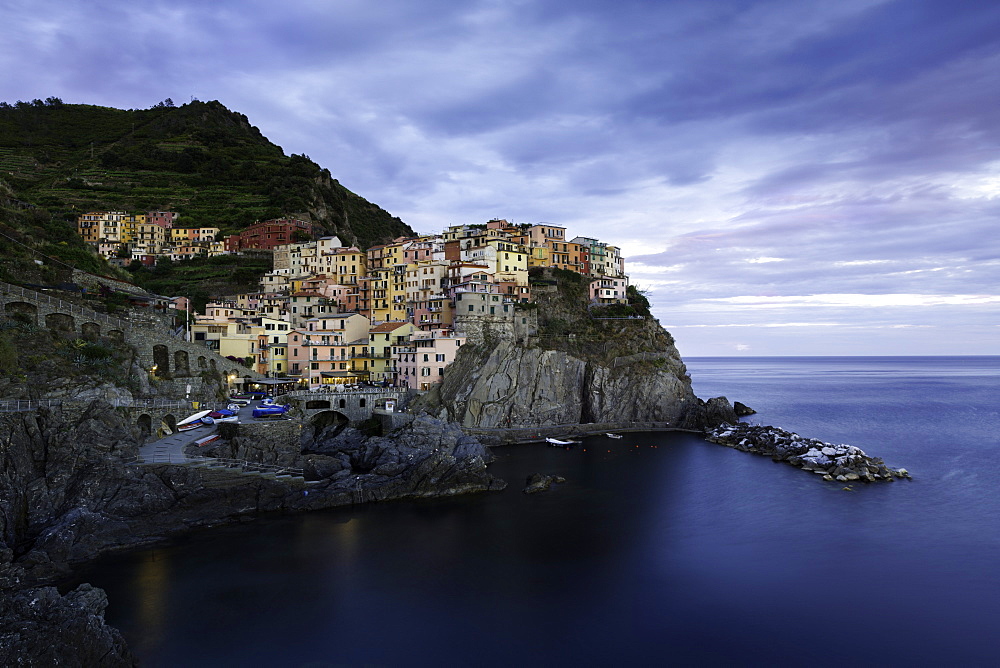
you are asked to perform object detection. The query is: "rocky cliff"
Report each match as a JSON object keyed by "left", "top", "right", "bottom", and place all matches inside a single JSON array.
[{"left": 417, "top": 270, "right": 735, "bottom": 431}]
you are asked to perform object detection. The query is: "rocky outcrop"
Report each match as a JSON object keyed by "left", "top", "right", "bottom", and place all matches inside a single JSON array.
[
  {"left": 420, "top": 339, "right": 733, "bottom": 430},
  {"left": 300, "top": 414, "right": 506, "bottom": 500},
  {"left": 706, "top": 423, "right": 911, "bottom": 482},
  {"left": 0, "top": 580, "right": 136, "bottom": 667},
  {"left": 523, "top": 473, "right": 566, "bottom": 494}
]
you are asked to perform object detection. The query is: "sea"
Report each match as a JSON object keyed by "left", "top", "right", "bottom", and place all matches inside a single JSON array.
[{"left": 67, "top": 356, "right": 1000, "bottom": 667}]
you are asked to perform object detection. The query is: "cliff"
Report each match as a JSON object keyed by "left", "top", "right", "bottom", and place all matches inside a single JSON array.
[{"left": 416, "top": 269, "right": 735, "bottom": 433}]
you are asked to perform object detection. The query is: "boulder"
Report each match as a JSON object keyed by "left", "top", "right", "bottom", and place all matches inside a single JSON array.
[{"left": 523, "top": 473, "right": 566, "bottom": 494}]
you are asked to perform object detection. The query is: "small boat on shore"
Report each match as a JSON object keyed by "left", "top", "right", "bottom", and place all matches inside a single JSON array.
[
  {"left": 208, "top": 409, "right": 238, "bottom": 423},
  {"left": 177, "top": 410, "right": 212, "bottom": 432},
  {"left": 253, "top": 403, "right": 290, "bottom": 419},
  {"left": 194, "top": 434, "right": 220, "bottom": 447},
  {"left": 546, "top": 437, "right": 576, "bottom": 446}
]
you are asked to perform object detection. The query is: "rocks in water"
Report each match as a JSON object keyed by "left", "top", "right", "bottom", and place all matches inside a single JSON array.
[
  {"left": 733, "top": 401, "right": 756, "bottom": 416},
  {"left": 523, "top": 473, "right": 566, "bottom": 494},
  {"left": 705, "top": 422, "right": 911, "bottom": 482},
  {"left": 299, "top": 413, "right": 507, "bottom": 499}
]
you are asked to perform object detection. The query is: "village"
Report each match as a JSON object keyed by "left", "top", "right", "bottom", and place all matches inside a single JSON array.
[{"left": 76, "top": 213, "right": 630, "bottom": 392}]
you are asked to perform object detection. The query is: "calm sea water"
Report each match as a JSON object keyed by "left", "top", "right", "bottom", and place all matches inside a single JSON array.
[{"left": 70, "top": 357, "right": 1000, "bottom": 667}]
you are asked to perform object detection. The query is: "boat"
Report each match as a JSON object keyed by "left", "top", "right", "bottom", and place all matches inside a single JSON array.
[
  {"left": 208, "top": 409, "right": 238, "bottom": 423},
  {"left": 546, "top": 437, "right": 576, "bottom": 446},
  {"left": 176, "top": 410, "right": 212, "bottom": 432},
  {"left": 194, "top": 434, "right": 220, "bottom": 447},
  {"left": 605, "top": 433, "right": 623, "bottom": 439},
  {"left": 252, "top": 403, "right": 290, "bottom": 419}
]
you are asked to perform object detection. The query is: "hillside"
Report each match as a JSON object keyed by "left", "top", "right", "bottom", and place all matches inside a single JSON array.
[{"left": 0, "top": 98, "right": 413, "bottom": 250}]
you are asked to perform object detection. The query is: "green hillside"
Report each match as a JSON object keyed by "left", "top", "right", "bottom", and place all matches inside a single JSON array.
[{"left": 0, "top": 97, "right": 412, "bottom": 248}]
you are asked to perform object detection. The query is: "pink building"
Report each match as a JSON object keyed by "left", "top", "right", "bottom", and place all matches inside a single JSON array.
[
  {"left": 392, "top": 329, "right": 465, "bottom": 391},
  {"left": 147, "top": 211, "right": 177, "bottom": 228}
]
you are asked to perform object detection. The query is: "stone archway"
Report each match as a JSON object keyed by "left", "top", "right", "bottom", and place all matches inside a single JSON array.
[
  {"left": 198, "top": 356, "right": 207, "bottom": 369},
  {"left": 107, "top": 329, "right": 124, "bottom": 342},
  {"left": 174, "top": 350, "right": 190, "bottom": 376},
  {"left": 45, "top": 312, "right": 75, "bottom": 334},
  {"left": 305, "top": 399, "right": 331, "bottom": 410},
  {"left": 81, "top": 322, "right": 100, "bottom": 341},
  {"left": 338, "top": 398, "right": 347, "bottom": 409},
  {"left": 309, "top": 410, "right": 350, "bottom": 439},
  {"left": 152, "top": 345, "right": 170, "bottom": 375},
  {"left": 162, "top": 414, "right": 178, "bottom": 434},
  {"left": 4, "top": 301, "right": 37, "bottom": 326},
  {"left": 138, "top": 414, "right": 152, "bottom": 440}
]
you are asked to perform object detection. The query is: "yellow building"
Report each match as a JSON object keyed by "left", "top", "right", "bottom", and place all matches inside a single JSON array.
[{"left": 368, "top": 321, "right": 416, "bottom": 384}]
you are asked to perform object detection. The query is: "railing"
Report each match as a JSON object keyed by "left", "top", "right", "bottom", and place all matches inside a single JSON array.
[
  {"left": 126, "top": 454, "right": 305, "bottom": 478},
  {"left": 286, "top": 388, "right": 408, "bottom": 398},
  {"left": 0, "top": 399, "right": 64, "bottom": 412},
  {"left": 112, "top": 398, "right": 190, "bottom": 409}
]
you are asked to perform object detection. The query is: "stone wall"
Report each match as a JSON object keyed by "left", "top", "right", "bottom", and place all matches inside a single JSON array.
[{"left": 1, "top": 281, "right": 263, "bottom": 401}]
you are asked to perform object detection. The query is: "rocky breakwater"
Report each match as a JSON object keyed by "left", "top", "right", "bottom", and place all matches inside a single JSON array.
[{"left": 706, "top": 423, "right": 911, "bottom": 482}]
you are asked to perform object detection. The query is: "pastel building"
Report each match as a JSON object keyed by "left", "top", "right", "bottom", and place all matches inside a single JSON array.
[
  {"left": 392, "top": 329, "right": 465, "bottom": 391},
  {"left": 287, "top": 313, "right": 371, "bottom": 387}
]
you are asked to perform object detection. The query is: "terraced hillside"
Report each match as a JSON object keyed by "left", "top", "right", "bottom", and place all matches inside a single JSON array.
[{"left": 0, "top": 98, "right": 412, "bottom": 249}]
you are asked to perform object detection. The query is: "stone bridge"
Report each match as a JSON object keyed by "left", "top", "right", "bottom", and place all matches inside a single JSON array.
[
  {"left": 0, "top": 281, "right": 263, "bottom": 397},
  {"left": 284, "top": 389, "right": 412, "bottom": 426}
]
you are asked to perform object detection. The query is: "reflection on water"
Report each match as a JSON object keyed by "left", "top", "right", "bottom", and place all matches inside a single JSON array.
[{"left": 133, "top": 552, "right": 168, "bottom": 658}]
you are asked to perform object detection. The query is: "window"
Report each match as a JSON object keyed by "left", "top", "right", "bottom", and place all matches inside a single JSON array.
[
  {"left": 311, "top": 362, "right": 319, "bottom": 370},
  {"left": 436, "top": 354, "right": 445, "bottom": 362},
  {"left": 439, "top": 368, "right": 444, "bottom": 376},
  {"left": 423, "top": 354, "right": 429, "bottom": 362}
]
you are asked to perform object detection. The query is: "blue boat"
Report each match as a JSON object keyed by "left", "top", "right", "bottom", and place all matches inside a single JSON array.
[{"left": 252, "top": 404, "right": 289, "bottom": 419}]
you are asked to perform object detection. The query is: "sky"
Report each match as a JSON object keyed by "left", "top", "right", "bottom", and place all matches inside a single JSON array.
[{"left": 2, "top": 0, "right": 999, "bottom": 355}]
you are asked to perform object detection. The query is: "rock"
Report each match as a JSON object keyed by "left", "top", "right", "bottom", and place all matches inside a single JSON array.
[
  {"left": 523, "top": 473, "right": 566, "bottom": 494},
  {"left": 0, "top": 583, "right": 136, "bottom": 666},
  {"left": 704, "top": 422, "right": 905, "bottom": 484},
  {"left": 413, "top": 328, "right": 728, "bottom": 429},
  {"left": 733, "top": 401, "right": 756, "bottom": 416}
]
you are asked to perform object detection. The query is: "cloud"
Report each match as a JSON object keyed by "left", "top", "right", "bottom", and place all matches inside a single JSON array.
[{"left": 1, "top": 0, "right": 999, "bottom": 353}]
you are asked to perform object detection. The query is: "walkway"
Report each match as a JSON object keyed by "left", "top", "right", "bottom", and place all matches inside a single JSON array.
[
  {"left": 133, "top": 400, "right": 310, "bottom": 481},
  {"left": 137, "top": 400, "right": 260, "bottom": 463}
]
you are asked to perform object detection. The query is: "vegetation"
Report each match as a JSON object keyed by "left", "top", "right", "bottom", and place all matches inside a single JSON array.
[
  {"left": 528, "top": 268, "right": 669, "bottom": 364},
  {"left": 0, "top": 98, "right": 413, "bottom": 250},
  {"left": 0, "top": 317, "right": 134, "bottom": 398},
  {"left": 127, "top": 254, "right": 272, "bottom": 307}
]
